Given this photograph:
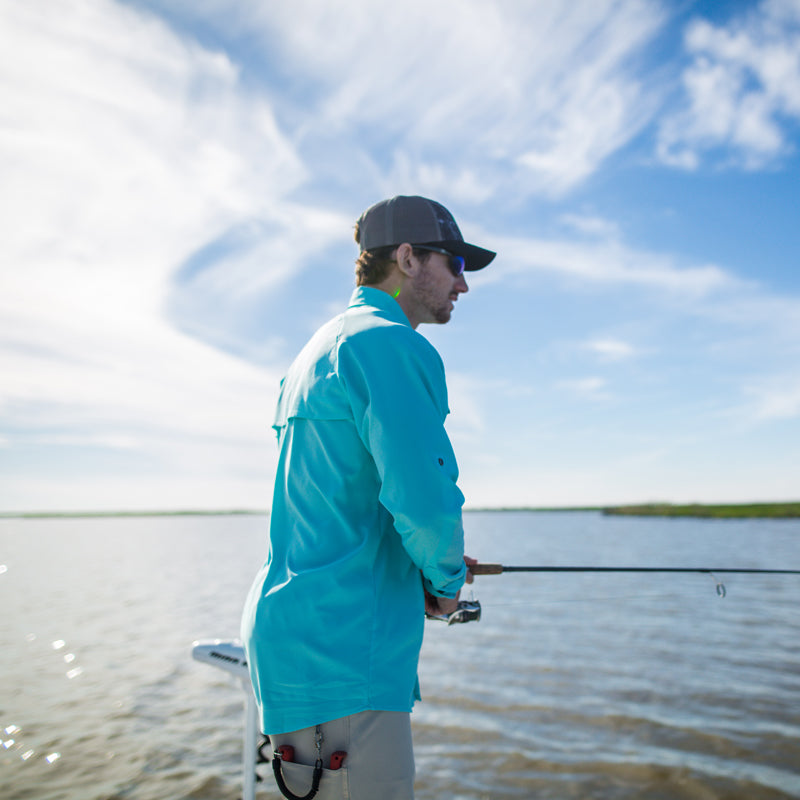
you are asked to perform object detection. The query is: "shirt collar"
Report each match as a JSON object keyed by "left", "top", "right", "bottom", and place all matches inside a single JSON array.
[{"left": 348, "top": 285, "right": 411, "bottom": 327}]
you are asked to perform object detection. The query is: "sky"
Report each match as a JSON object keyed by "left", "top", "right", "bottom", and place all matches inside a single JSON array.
[{"left": 1, "top": 0, "right": 799, "bottom": 512}]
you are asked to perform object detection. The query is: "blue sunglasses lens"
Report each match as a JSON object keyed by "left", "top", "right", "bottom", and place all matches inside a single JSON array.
[{"left": 416, "top": 246, "right": 465, "bottom": 277}]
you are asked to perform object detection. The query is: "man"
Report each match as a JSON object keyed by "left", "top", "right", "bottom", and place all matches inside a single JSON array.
[{"left": 241, "top": 195, "right": 495, "bottom": 799}]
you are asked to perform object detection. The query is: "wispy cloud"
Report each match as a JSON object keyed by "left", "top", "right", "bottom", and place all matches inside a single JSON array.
[
  {"left": 0, "top": 0, "right": 309, "bottom": 508},
  {"left": 658, "top": 0, "right": 800, "bottom": 169},
  {"left": 747, "top": 376, "right": 800, "bottom": 420},
  {"left": 478, "top": 233, "right": 742, "bottom": 297},
  {"left": 157, "top": 0, "right": 666, "bottom": 200},
  {"left": 557, "top": 377, "right": 609, "bottom": 401},
  {"left": 443, "top": 372, "right": 488, "bottom": 444},
  {"left": 584, "top": 338, "right": 638, "bottom": 361},
  {"left": 559, "top": 214, "right": 622, "bottom": 240}
]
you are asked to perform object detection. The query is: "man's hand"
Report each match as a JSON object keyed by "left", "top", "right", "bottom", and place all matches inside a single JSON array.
[
  {"left": 424, "top": 555, "right": 477, "bottom": 616},
  {"left": 424, "top": 591, "right": 459, "bottom": 616},
  {"left": 464, "top": 554, "right": 476, "bottom": 584}
]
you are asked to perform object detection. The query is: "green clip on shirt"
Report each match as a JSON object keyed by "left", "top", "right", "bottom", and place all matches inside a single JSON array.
[{"left": 241, "top": 286, "right": 467, "bottom": 735}]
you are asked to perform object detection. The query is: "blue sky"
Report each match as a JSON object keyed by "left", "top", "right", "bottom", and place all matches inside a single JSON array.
[{"left": 1, "top": 0, "right": 799, "bottom": 512}]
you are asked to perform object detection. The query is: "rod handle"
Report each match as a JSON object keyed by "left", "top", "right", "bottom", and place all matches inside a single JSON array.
[{"left": 469, "top": 563, "right": 504, "bottom": 575}]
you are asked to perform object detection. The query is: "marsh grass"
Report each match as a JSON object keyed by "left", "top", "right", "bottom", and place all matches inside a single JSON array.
[{"left": 603, "top": 502, "right": 800, "bottom": 519}]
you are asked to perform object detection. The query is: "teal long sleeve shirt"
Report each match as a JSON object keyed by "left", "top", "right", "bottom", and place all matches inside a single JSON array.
[{"left": 241, "top": 286, "right": 467, "bottom": 735}]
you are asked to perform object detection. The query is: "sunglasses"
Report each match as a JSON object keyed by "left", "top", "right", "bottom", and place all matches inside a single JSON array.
[{"left": 414, "top": 246, "right": 466, "bottom": 277}]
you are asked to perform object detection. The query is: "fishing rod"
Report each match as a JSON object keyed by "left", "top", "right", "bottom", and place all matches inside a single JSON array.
[
  {"left": 470, "top": 564, "right": 800, "bottom": 576},
  {"left": 428, "top": 563, "right": 800, "bottom": 624},
  {"left": 472, "top": 563, "right": 800, "bottom": 599}
]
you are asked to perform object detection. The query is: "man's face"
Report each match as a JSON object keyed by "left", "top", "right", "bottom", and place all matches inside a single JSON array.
[{"left": 411, "top": 251, "right": 469, "bottom": 325}]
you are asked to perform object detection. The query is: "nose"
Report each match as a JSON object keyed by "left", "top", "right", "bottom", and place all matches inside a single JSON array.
[{"left": 455, "top": 273, "right": 469, "bottom": 294}]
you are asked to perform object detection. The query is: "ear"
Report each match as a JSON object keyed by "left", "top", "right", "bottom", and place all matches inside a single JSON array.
[{"left": 395, "top": 243, "right": 418, "bottom": 278}]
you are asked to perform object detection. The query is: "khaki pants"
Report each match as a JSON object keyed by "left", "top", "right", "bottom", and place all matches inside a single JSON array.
[{"left": 268, "top": 710, "right": 415, "bottom": 800}]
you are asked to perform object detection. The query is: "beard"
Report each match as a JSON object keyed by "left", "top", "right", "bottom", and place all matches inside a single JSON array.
[{"left": 412, "top": 268, "right": 452, "bottom": 324}]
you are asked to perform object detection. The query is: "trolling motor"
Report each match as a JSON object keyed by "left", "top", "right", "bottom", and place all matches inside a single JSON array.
[{"left": 192, "top": 640, "right": 264, "bottom": 800}]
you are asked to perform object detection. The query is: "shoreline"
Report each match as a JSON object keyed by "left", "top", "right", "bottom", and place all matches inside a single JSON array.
[
  {"left": 3, "top": 502, "right": 800, "bottom": 519},
  {"left": 0, "top": 509, "right": 268, "bottom": 519},
  {"left": 602, "top": 502, "right": 800, "bottom": 519}
]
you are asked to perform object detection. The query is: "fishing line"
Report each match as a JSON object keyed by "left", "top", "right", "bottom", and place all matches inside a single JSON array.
[{"left": 478, "top": 593, "right": 678, "bottom": 608}]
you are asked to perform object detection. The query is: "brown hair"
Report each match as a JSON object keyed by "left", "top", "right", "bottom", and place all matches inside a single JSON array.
[
  {"left": 354, "top": 246, "right": 396, "bottom": 286},
  {"left": 353, "top": 224, "right": 431, "bottom": 285}
]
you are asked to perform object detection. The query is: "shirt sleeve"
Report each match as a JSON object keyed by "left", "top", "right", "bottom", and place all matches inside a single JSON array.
[{"left": 338, "top": 324, "right": 466, "bottom": 598}]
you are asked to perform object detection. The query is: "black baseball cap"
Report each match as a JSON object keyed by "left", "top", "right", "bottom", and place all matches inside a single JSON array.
[{"left": 355, "top": 195, "right": 496, "bottom": 271}]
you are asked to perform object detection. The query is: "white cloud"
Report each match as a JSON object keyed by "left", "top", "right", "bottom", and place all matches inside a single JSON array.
[
  {"left": 0, "top": 3, "right": 296, "bottom": 326},
  {"left": 151, "top": 0, "right": 666, "bottom": 199},
  {"left": 0, "top": 0, "right": 313, "bottom": 509},
  {"left": 558, "top": 376, "right": 608, "bottom": 399},
  {"left": 559, "top": 214, "right": 621, "bottom": 240},
  {"left": 658, "top": 0, "right": 800, "bottom": 169},
  {"left": 0, "top": 0, "right": 305, "bottom": 300},
  {"left": 175, "top": 206, "right": 352, "bottom": 306},
  {"left": 747, "top": 376, "right": 800, "bottom": 420},
  {"left": 477, "top": 232, "right": 741, "bottom": 297},
  {"left": 585, "top": 339, "right": 637, "bottom": 361},
  {"left": 444, "top": 372, "right": 489, "bottom": 444}
]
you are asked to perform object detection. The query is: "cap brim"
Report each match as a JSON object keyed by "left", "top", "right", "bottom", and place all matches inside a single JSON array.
[{"left": 427, "top": 240, "right": 496, "bottom": 271}]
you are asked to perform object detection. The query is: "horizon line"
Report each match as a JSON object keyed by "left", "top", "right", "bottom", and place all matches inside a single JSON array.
[{"left": 2, "top": 500, "right": 800, "bottom": 519}]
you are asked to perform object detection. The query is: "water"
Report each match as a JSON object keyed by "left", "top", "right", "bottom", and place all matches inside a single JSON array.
[{"left": 1, "top": 511, "right": 798, "bottom": 799}]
